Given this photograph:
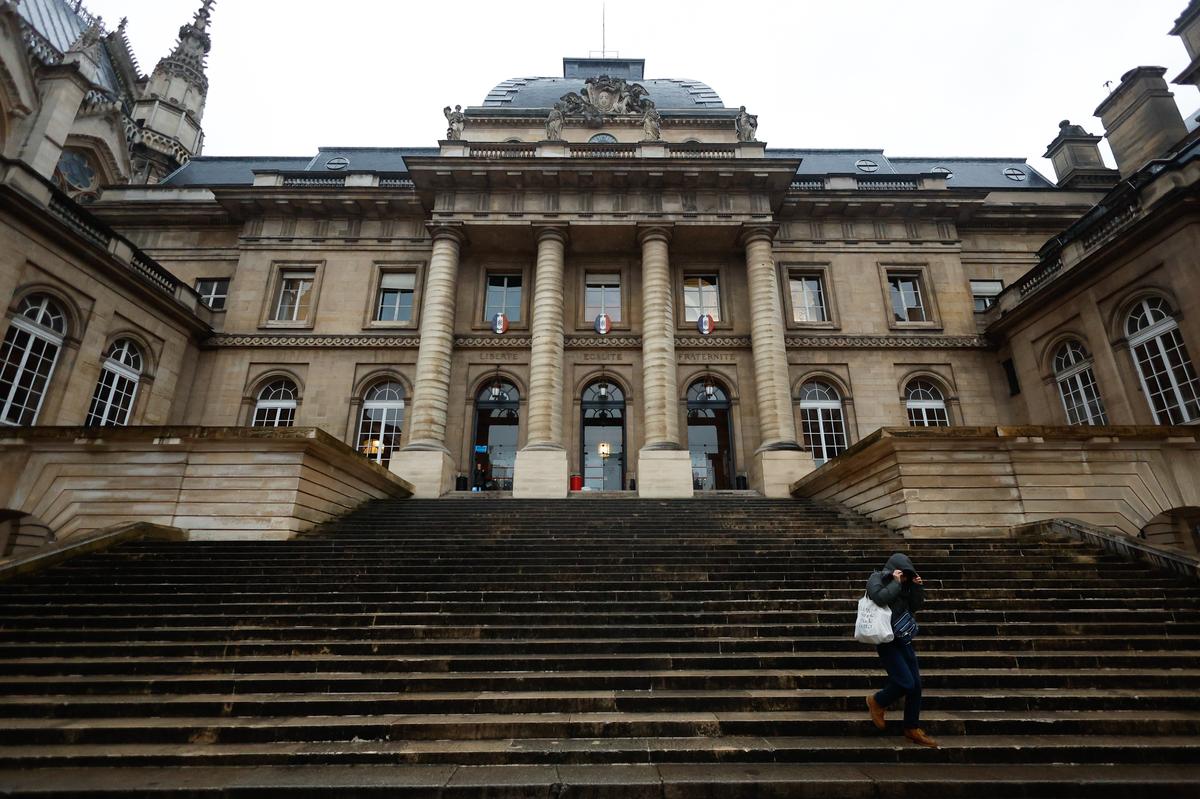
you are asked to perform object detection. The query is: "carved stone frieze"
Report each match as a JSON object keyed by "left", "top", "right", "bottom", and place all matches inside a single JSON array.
[
  {"left": 206, "top": 334, "right": 421, "bottom": 348},
  {"left": 784, "top": 334, "right": 991, "bottom": 349},
  {"left": 455, "top": 336, "right": 533, "bottom": 349},
  {"left": 565, "top": 336, "right": 642, "bottom": 348},
  {"left": 675, "top": 336, "right": 752, "bottom": 348}
]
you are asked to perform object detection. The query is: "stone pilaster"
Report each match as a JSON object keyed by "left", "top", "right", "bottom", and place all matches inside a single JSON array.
[
  {"left": 514, "top": 226, "right": 569, "bottom": 497},
  {"left": 389, "top": 224, "right": 464, "bottom": 497},
  {"left": 741, "top": 226, "right": 814, "bottom": 496},
  {"left": 637, "top": 225, "right": 692, "bottom": 497}
]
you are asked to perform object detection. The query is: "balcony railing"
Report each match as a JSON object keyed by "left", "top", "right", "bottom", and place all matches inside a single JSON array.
[
  {"left": 281, "top": 176, "right": 345, "bottom": 188},
  {"left": 469, "top": 144, "right": 537, "bottom": 159}
]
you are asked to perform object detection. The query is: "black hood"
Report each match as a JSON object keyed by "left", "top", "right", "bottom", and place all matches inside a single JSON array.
[{"left": 884, "top": 552, "right": 916, "bottom": 576}]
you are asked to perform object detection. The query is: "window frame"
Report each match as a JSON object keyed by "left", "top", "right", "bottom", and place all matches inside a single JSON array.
[
  {"left": 583, "top": 272, "right": 623, "bottom": 323},
  {"left": 356, "top": 380, "right": 406, "bottom": 467},
  {"left": 195, "top": 278, "right": 230, "bottom": 311},
  {"left": 260, "top": 261, "right": 324, "bottom": 330},
  {"left": 879, "top": 264, "right": 942, "bottom": 331},
  {"left": 969, "top": 279, "right": 1004, "bottom": 313},
  {"left": 1053, "top": 342, "right": 1109, "bottom": 426},
  {"left": 251, "top": 378, "right": 299, "bottom": 428},
  {"left": 84, "top": 339, "right": 144, "bottom": 428},
  {"left": 0, "top": 300, "right": 67, "bottom": 427},
  {"left": 781, "top": 265, "right": 838, "bottom": 329},
  {"left": 1125, "top": 298, "right": 1200, "bottom": 425},
  {"left": 365, "top": 263, "right": 423, "bottom": 330},
  {"left": 574, "top": 260, "right": 632, "bottom": 332},
  {"left": 797, "top": 380, "right": 848, "bottom": 465},
  {"left": 904, "top": 378, "right": 951, "bottom": 427},
  {"left": 472, "top": 263, "right": 531, "bottom": 331},
  {"left": 680, "top": 272, "right": 723, "bottom": 324}
]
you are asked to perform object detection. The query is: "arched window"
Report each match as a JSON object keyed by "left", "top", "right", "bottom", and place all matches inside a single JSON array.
[
  {"left": 1053, "top": 340, "right": 1108, "bottom": 426},
  {"left": 356, "top": 380, "right": 405, "bottom": 467},
  {"left": 0, "top": 294, "right": 67, "bottom": 426},
  {"left": 252, "top": 379, "right": 298, "bottom": 427},
  {"left": 85, "top": 339, "right": 144, "bottom": 427},
  {"left": 1126, "top": 297, "right": 1200, "bottom": 424},
  {"left": 905, "top": 379, "right": 949, "bottom": 427},
  {"left": 798, "top": 380, "right": 847, "bottom": 465}
]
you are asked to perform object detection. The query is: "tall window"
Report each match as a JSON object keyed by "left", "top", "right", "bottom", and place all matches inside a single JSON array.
[
  {"left": 970, "top": 279, "right": 1004, "bottom": 313},
  {"left": 584, "top": 273, "right": 622, "bottom": 321},
  {"left": 356, "top": 381, "right": 405, "bottom": 467},
  {"left": 798, "top": 380, "right": 847, "bottom": 465},
  {"left": 683, "top": 275, "right": 721, "bottom": 321},
  {"left": 252, "top": 379, "right": 298, "bottom": 427},
  {"left": 272, "top": 271, "right": 314, "bottom": 322},
  {"left": 85, "top": 339, "right": 143, "bottom": 427},
  {"left": 195, "top": 278, "right": 229, "bottom": 311},
  {"left": 905, "top": 379, "right": 949, "bottom": 427},
  {"left": 376, "top": 273, "right": 416, "bottom": 322},
  {"left": 888, "top": 273, "right": 927, "bottom": 322},
  {"left": 0, "top": 294, "right": 67, "bottom": 426},
  {"left": 484, "top": 274, "right": 522, "bottom": 321},
  {"left": 789, "top": 274, "right": 828, "bottom": 323},
  {"left": 1126, "top": 297, "right": 1200, "bottom": 424},
  {"left": 1053, "top": 340, "right": 1109, "bottom": 426}
]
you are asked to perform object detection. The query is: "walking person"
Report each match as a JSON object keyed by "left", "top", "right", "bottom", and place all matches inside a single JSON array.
[{"left": 865, "top": 552, "right": 938, "bottom": 748}]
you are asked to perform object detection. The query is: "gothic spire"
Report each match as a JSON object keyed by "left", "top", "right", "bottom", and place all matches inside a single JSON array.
[{"left": 155, "top": 0, "right": 214, "bottom": 90}]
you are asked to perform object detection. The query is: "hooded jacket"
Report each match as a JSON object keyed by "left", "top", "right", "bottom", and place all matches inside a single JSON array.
[{"left": 866, "top": 552, "right": 925, "bottom": 618}]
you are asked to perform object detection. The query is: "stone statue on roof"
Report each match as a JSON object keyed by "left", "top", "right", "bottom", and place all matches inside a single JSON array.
[
  {"left": 545, "top": 102, "right": 566, "bottom": 141},
  {"left": 640, "top": 100, "right": 662, "bottom": 142},
  {"left": 735, "top": 106, "right": 757, "bottom": 142},
  {"left": 559, "top": 77, "right": 650, "bottom": 127},
  {"left": 443, "top": 105, "right": 465, "bottom": 141}
]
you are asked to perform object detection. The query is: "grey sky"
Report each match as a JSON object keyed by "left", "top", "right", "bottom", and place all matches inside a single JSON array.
[{"left": 89, "top": 0, "right": 1199, "bottom": 178}]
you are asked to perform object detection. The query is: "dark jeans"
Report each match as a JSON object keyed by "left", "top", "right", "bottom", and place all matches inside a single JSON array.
[{"left": 874, "top": 639, "right": 922, "bottom": 729}]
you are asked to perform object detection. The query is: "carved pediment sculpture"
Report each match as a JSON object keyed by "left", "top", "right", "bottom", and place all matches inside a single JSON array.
[{"left": 558, "top": 76, "right": 657, "bottom": 128}]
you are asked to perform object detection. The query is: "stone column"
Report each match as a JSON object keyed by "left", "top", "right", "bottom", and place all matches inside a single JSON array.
[
  {"left": 741, "top": 226, "right": 814, "bottom": 497},
  {"left": 389, "top": 224, "right": 464, "bottom": 497},
  {"left": 514, "top": 227, "right": 569, "bottom": 497},
  {"left": 636, "top": 226, "right": 693, "bottom": 497}
]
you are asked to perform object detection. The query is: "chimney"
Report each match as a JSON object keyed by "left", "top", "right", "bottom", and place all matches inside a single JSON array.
[
  {"left": 1094, "top": 67, "right": 1188, "bottom": 178},
  {"left": 1171, "top": 0, "right": 1200, "bottom": 90},
  {"left": 1043, "top": 120, "right": 1120, "bottom": 190}
]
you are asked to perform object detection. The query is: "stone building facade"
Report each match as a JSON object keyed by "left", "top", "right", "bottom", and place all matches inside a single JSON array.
[{"left": 1, "top": 1, "right": 1198, "bottom": 514}]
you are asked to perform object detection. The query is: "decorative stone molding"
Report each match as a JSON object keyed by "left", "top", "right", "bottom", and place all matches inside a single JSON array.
[
  {"left": 676, "top": 336, "right": 751, "bottom": 348},
  {"left": 784, "top": 334, "right": 990, "bottom": 349},
  {"left": 455, "top": 336, "right": 532, "bottom": 349},
  {"left": 565, "top": 336, "right": 641, "bottom": 348},
  {"left": 207, "top": 334, "right": 420, "bottom": 348}
]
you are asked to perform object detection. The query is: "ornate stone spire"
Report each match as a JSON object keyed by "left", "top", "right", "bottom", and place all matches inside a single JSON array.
[{"left": 154, "top": 0, "right": 214, "bottom": 91}]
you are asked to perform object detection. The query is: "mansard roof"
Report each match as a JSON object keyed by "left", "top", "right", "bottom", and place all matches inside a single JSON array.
[
  {"left": 482, "top": 76, "right": 726, "bottom": 111},
  {"left": 769, "top": 149, "right": 1055, "bottom": 189}
]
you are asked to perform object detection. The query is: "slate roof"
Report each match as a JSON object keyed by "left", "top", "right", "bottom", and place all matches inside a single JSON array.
[
  {"left": 768, "top": 149, "right": 1054, "bottom": 189},
  {"left": 482, "top": 77, "right": 726, "bottom": 111},
  {"left": 17, "top": 0, "right": 123, "bottom": 96},
  {"left": 160, "top": 148, "right": 441, "bottom": 187}
]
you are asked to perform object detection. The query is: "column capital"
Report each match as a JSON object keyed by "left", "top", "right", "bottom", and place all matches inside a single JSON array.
[
  {"left": 426, "top": 222, "right": 467, "bottom": 244},
  {"left": 739, "top": 224, "right": 779, "bottom": 247},
  {"left": 637, "top": 224, "right": 673, "bottom": 245},
  {"left": 534, "top": 225, "right": 569, "bottom": 245}
]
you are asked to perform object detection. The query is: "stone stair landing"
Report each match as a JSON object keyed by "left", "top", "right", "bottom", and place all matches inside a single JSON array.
[{"left": 0, "top": 497, "right": 1197, "bottom": 796}]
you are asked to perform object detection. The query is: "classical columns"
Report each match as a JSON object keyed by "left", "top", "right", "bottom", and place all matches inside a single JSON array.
[
  {"left": 389, "top": 224, "right": 464, "bottom": 497},
  {"left": 638, "top": 226, "right": 681, "bottom": 449},
  {"left": 741, "top": 225, "right": 814, "bottom": 496},
  {"left": 524, "top": 227, "right": 568, "bottom": 449},
  {"left": 636, "top": 225, "right": 693, "bottom": 497},
  {"left": 513, "top": 227, "right": 569, "bottom": 497}
]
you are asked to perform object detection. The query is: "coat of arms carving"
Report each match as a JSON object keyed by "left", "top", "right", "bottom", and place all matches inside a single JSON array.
[{"left": 559, "top": 76, "right": 653, "bottom": 127}]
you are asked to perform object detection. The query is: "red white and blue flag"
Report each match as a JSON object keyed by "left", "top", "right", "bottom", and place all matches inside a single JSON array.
[
  {"left": 491, "top": 313, "right": 509, "bottom": 334},
  {"left": 594, "top": 313, "right": 612, "bottom": 335},
  {"left": 697, "top": 314, "right": 715, "bottom": 335}
]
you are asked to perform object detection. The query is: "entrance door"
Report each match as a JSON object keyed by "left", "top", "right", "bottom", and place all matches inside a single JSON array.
[
  {"left": 686, "top": 378, "right": 734, "bottom": 490},
  {"left": 580, "top": 380, "right": 626, "bottom": 490},
  {"left": 472, "top": 379, "right": 520, "bottom": 491}
]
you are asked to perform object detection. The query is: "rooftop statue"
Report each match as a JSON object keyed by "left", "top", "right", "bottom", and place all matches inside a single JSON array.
[
  {"left": 443, "top": 105, "right": 466, "bottom": 141},
  {"left": 735, "top": 106, "right": 758, "bottom": 142},
  {"left": 545, "top": 102, "right": 566, "bottom": 141},
  {"left": 641, "top": 100, "right": 662, "bottom": 142}
]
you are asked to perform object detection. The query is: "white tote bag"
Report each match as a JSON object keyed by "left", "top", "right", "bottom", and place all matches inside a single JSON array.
[{"left": 854, "top": 593, "right": 894, "bottom": 644}]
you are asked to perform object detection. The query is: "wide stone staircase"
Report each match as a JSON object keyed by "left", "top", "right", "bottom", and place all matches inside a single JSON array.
[{"left": 0, "top": 498, "right": 1198, "bottom": 796}]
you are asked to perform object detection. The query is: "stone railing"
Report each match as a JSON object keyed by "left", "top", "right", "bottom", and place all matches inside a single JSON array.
[
  {"left": 666, "top": 143, "right": 739, "bottom": 159},
  {"left": 1018, "top": 518, "right": 1200, "bottom": 582},
  {"left": 570, "top": 143, "right": 639, "bottom": 158},
  {"left": 0, "top": 427, "right": 414, "bottom": 543},
  {"left": 48, "top": 194, "right": 111, "bottom": 248},
  {"left": 856, "top": 178, "right": 919, "bottom": 191},
  {"left": 1080, "top": 199, "right": 1140, "bottom": 251},
  {"left": 19, "top": 22, "right": 63, "bottom": 66},
  {"left": 791, "top": 426, "right": 1200, "bottom": 539},
  {"left": 129, "top": 252, "right": 180, "bottom": 295},
  {"left": 281, "top": 175, "right": 345, "bottom": 188},
  {"left": 469, "top": 143, "right": 537, "bottom": 158},
  {"left": 1014, "top": 256, "right": 1064, "bottom": 297},
  {"left": 790, "top": 178, "right": 825, "bottom": 190},
  {"left": 380, "top": 177, "right": 415, "bottom": 188}
]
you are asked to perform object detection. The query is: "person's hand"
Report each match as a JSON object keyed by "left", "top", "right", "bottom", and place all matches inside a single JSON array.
[
  {"left": 912, "top": 575, "right": 923, "bottom": 585},
  {"left": 892, "top": 569, "right": 904, "bottom": 581}
]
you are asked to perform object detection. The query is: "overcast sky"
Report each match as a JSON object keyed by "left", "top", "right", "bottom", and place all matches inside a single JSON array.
[{"left": 88, "top": 0, "right": 1200, "bottom": 178}]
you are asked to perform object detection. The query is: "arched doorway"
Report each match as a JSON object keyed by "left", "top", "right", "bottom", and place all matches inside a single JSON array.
[
  {"left": 686, "top": 377, "right": 734, "bottom": 490},
  {"left": 472, "top": 378, "right": 520, "bottom": 491},
  {"left": 580, "top": 380, "right": 626, "bottom": 490}
]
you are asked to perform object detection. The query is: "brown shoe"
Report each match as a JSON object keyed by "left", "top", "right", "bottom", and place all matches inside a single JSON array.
[
  {"left": 904, "top": 728, "right": 939, "bottom": 748},
  {"left": 866, "top": 695, "right": 886, "bottom": 730}
]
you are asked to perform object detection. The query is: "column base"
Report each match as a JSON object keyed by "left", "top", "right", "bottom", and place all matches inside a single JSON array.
[
  {"left": 750, "top": 448, "right": 816, "bottom": 498},
  {"left": 389, "top": 449, "right": 456, "bottom": 498},
  {"left": 513, "top": 448, "right": 569, "bottom": 498},
  {"left": 636, "top": 448, "right": 694, "bottom": 498}
]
